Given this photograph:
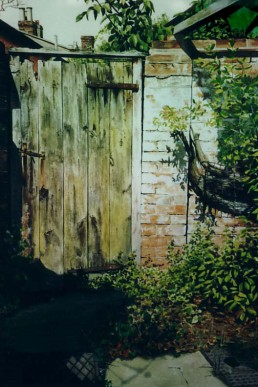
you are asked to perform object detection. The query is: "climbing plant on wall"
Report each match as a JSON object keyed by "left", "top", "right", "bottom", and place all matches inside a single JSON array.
[{"left": 155, "top": 45, "right": 258, "bottom": 220}]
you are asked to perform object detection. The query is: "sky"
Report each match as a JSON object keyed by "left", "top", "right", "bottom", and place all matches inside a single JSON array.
[{"left": 0, "top": 0, "right": 192, "bottom": 48}]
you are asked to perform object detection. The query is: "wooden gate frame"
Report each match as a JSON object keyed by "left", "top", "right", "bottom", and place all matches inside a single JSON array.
[{"left": 9, "top": 49, "right": 144, "bottom": 266}]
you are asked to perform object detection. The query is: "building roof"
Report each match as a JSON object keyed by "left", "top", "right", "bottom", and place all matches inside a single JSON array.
[
  {"left": 22, "top": 31, "right": 69, "bottom": 51},
  {"left": 0, "top": 19, "right": 69, "bottom": 51}
]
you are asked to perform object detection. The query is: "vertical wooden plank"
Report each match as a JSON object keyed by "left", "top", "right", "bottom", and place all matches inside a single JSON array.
[
  {"left": 63, "top": 62, "right": 88, "bottom": 270},
  {"left": 20, "top": 60, "right": 40, "bottom": 258},
  {"left": 10, "top": 56, "right": 21, "bottom": 149},
  {"left": 87, "top": 61, "right": 110, "bottom": 267},
  {"left": 9, "top": 56, "right": 22, "bottom": 226},
  {"left": 109, "top": 60, "right": 133, "bottom": 259},
  {"left": 132, "top": 59, "right": 143, "bottom": 262},
  {"left": 38, "top": 60, "right": 64, "bottom": 274}
]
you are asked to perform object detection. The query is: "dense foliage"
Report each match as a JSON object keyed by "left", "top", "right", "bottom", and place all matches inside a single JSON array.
[
  {"left": 174, "top": 1, "right": 258, "bottom": 39},
  {"left": 90, "top": 223, "right": 258, "bottom": 356},
  {"left": 77, "top": 1, "right": 172, "bottom": 52},
  {"left": 196, "top": 50, "right": 258, "bottom": 217},
  {"left": 168, "top": 222, "right": 258, "bottom": 322},
  {"left": 155, "top": 46, "right": 258, "bottom": 219}
]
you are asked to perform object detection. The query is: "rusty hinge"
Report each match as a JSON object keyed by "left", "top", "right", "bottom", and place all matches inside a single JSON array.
[
  {"left": 86, "top": 82, "right": 139, "bottom": 92},
  {"left": 20, "top": 143, "right": 45, "bottom": 159}
]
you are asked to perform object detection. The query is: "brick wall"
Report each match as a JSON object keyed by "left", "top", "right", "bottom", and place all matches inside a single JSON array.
[
  {"left": 141, "top": 38, "right": 258, "bottom": 266},
  {"left": 141, "top": 41, "right": 192, "bottom": 265}
]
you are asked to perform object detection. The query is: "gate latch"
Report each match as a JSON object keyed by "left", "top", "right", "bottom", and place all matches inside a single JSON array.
[{"left": 20, "top": 143, "right": 45, "bottom": 159}]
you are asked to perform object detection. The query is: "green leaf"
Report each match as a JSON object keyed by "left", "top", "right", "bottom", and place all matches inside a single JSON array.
[
  {"left": 76, "top": 12, "right": 87, "bottom": 22},
  {"left": 247, "top": 307, "right": 257, "bottom": 316},
  {"left": 192, "top": 315, "right": 199, "bottom": 324},
  {"left": 244, "top": 281, "right": 250, "bottom": 291},
  {"left": 228, "top": 301, "right": 237, "bottom": 311},
  {"left": 239, "top": 311, "right": 246, "bottom": 321},
  {"left": 128, "top": 34, "right": 138, "bottom": 48}
]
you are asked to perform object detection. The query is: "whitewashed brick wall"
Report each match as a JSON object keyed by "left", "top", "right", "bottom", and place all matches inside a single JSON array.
[
  {"left": 140, "top": 39, "right": 258, "bottom": 266},
  {"left": 141, "top": 46, "right": 192, "bottom": 265}
]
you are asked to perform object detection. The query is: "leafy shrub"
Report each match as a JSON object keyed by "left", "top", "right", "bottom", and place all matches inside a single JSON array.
[
  {"left": 90, "top": 223, "right": 258, "bottom": 357},
  {"left": 90, "top": 254, "right": 199, "bottom": 355},
  {"left": 168, "top": 222, "right": 258, "bottom": 322}
]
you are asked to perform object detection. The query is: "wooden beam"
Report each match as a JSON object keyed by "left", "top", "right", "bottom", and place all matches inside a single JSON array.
[
  {"left": 174, "top": 33, "right": 202, "bottom": 60},
  {"left": 9, "top": 47, "right": 146, "bottom": 60},
  {"left": 86, "top": 82, "right": 139, "bottom": 92},
  {"left": 131, "top": 58, "right": 143, "bottom": 263},
  {"left": 174, "top": 0, "right": 243, "bottom": 36},
  {"left": 173, "top": 0, "right": 258, "bottom": 59}
]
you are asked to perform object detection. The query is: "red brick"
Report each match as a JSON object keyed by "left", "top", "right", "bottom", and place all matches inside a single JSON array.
[
  {"left": 142, "top": 204, "right": 156, "bottom": 214},
  {"left": 141, "top": 247, "right": 155, "bottom": 258},
  {"left": 216, "top": 39, "right": 247, "bottom": 49},
  {"left": 141, "top": 224, "right": 156, "bottom": 236},
  {"left": 141, "top": 214, "right": 171, "bottom": 225},
  {"left": 151, "top": 40, "right": 181, "bottom": 49},
  {"left": 174, "top": 205, "right": 186, "bottom": 215},
  {"left": 247, "top": 39, "right": 258, "bottom": 48},
  {"left": 155, "top": 205, "right": 175, "bottom": 214},
  {"left": 142, "top": 235, "right": 171, "bottom": 248},
  {"left": 155, "top": 246, "right": 169, "bottom": 258},
  {"left": 193, "top": 39, "right": 216, "bottom": 49}
]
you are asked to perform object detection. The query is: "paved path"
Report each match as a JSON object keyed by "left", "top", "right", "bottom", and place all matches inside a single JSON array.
[{"left": 107, "top": 351, "right": 227, "bottom": 387}]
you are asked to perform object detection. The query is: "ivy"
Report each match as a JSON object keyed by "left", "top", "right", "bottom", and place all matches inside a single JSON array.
[
  {"left": 155, "top": 44, "right": 258, "bottom": 219},
  {"left": 195, "top": 49, "right": 258, "bottom": 218}
]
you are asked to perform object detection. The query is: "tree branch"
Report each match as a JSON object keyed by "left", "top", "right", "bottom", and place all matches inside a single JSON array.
[{"left": 177, "top": 129, "right": 256, "bottom": 218}]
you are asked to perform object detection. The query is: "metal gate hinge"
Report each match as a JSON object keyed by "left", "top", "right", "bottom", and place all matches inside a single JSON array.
[{"left": 86, "top": 82, "right": 139, "bottom": 92}]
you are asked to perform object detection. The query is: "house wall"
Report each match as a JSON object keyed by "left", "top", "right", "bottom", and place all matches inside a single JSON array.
[{"left": 141, "top": 38, "right": 258, "bottom": 266}]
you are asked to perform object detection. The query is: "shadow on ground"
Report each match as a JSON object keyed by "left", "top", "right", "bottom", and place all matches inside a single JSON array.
[{"left": 0, "top": 254, "right": 125, "bottom": 386}]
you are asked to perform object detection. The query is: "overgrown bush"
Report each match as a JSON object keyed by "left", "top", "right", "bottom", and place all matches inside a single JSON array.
[
  {"left": 90, "top": 222, "right": 258, "bottom": 356},
  {"left": 90, "top": 254, "right": 200, "bottom": 355},
  {"left": 168, "top": 222, "right": 258, "bottom": 322}
]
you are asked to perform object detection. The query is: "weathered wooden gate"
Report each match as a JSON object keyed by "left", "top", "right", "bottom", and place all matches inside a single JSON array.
[{"left": 10, "top": 54, "right": 142, "bottom": 273}]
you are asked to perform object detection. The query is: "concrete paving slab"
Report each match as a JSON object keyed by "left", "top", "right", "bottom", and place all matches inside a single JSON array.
[{"left": 106, "top": 351, "right": 227, "bottom": 387}]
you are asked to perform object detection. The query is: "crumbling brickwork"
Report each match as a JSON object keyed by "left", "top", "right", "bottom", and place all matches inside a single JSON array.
[{"left": 141, "top": 38, "right": 258, "bottom": 266}]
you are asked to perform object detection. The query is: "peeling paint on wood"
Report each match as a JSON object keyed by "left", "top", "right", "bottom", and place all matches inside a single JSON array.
[
  {"left": 11, "top": 58, "right": 138, "bottom": 272},
  {"left": 63, "top": 62, "right": 88, "bottom": 270},
  {"left": 38, "top": 61, "right": 64, "bottom": 274},
  {"left": 109, "top": 61, "right": 132, "bottom": 259},
  {"left": 20, "top": 60, "right": 40, "bottom": 258}
]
